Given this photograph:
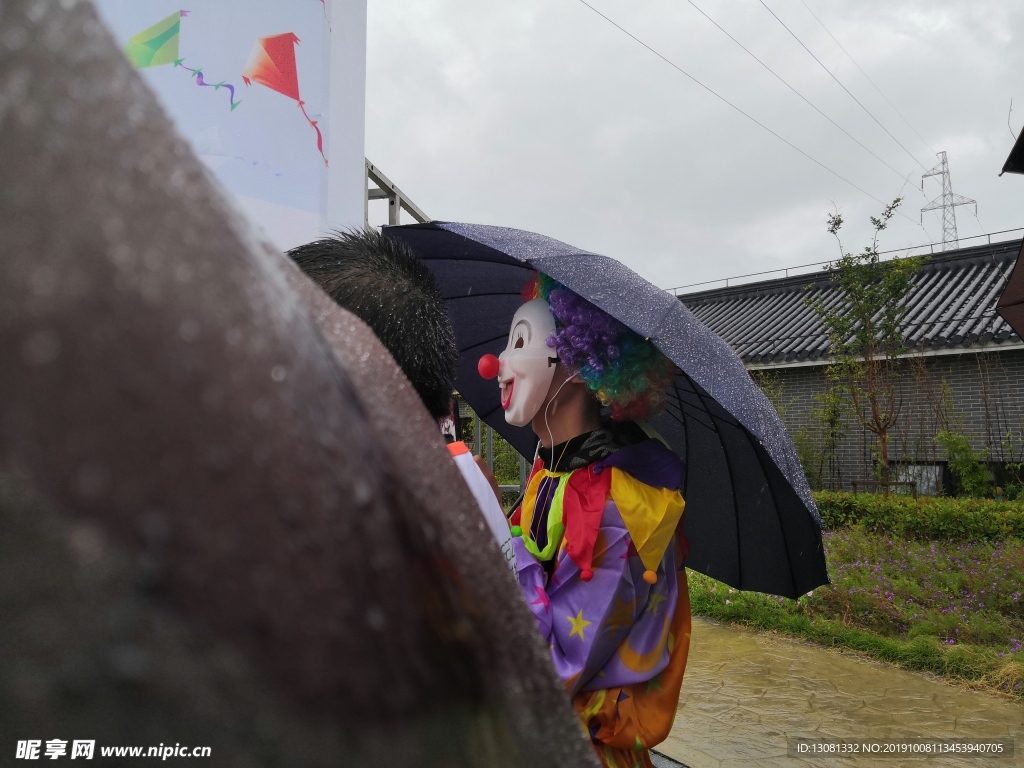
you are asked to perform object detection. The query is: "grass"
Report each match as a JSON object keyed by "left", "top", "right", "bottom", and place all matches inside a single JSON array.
[{"left": 689, "top": 527, "right": 1024, "bottom": 699}]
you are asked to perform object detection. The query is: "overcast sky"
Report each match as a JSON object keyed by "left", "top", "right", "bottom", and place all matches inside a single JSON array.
[{"left": 364, "top": 0, "right": 1024, "bottom": 293}]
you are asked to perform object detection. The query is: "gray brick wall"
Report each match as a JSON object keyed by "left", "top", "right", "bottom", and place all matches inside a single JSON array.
[{"left": 754, "top": 349, "right": 1024, "bottom": 492}]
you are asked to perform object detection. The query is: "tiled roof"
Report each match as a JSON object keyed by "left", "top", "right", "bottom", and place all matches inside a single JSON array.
[{"left": 679, "top": 239, "right": 1023, "bottom": 367}]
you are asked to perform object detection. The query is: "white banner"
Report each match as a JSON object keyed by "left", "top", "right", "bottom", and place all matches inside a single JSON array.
[{"left": 94, "top": 0, "right": 367, "bottom": 250}]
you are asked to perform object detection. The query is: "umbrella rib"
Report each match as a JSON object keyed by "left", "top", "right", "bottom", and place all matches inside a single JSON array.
[
  {"left": 663, "top": 396, "right": 718, "bottom": 436},
  {"left": 744, "top": 429, "right": 800, "bottom": 598},
  {"left": 422, "top": 256, "right": 531, "bottom": 265},
  {"left": 471, "top": 402, "right": 503, "bottom": 421},
  {"left": 459, "top": 332, "right": 511, "bottom": 352},
  {"left": 690, "top": 384, "right": 742, "bottom": 591},
  {"left": 676, "top": 379, "right": 691, "bottom": 501},
  {"left": 443, "top": 291, "right": 524, "bottom": 301}
]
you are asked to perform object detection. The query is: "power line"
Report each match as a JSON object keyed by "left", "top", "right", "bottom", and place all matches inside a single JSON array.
[
  {"left": 573, "top": 0, "right": 906, "bottom": 215},
  {"left": 797, "top": 0, "right": 937, "bottom": 158},
  {"left": 685, "top": 0, "right": 918, "bottom": 189},
  {"left": 757, "top": 0, "right": 929, "bottom": 173},
  {"left": 895, "top": 169, "right": 936, "bottom": 241}
]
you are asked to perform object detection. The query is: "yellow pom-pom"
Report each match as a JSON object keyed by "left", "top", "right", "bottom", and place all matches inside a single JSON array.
[{"left": 643, "top": 569, "right": 657, "bottom": 585}]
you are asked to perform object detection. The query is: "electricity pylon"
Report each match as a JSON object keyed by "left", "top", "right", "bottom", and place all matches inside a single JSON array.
[{"left": 921, "top": 151, "right": 976, "bottom": 251}]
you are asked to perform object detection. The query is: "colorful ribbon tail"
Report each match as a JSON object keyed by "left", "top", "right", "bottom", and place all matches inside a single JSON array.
[{"left": 298, "top": 101, "right": 328, "bottom": 166}]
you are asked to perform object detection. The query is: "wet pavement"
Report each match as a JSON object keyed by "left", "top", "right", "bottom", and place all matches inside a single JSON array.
[{"left": 655, "top": 618, "right": 1024, "bottom": 767}]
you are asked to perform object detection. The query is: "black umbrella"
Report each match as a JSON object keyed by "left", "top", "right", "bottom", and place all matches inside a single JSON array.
[
  {"left": 997, "top": 240, "right": 1024, "bottom": 339},
  {"left": 385, "top": 221, "right": 828, "bottom": 598},
  {"left": 997, "top": 140, "right": 1024, "bottom": 337}
]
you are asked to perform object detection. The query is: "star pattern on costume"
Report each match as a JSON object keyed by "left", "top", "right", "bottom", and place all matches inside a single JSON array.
[
  {"left": 646, "top": 591, "right": 667, "bottom": 615},
  {"left": 619, "top": 536, "right": 639, "bottom": 560},
  {"left": 615, "top": 690, "right": 630, "bottom": 717},
  {"left": 567, "top": 609, "right": 592, "bottom": 641},
  {"left": 530, "top": 586, "right": 551, "bottom": 613},
  {"left": 646, "top": 673, "right": 663, "bottom": 692},
  {"left": 602, "top": 596, "right": 637, "bottom": 635}
]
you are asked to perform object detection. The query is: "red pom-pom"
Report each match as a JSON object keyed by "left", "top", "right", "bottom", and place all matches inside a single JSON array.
[
  {"left": 643, "top": 569, "right": 657, "bottom": 585},
  {"left": 580, "top": 569, "right": 594, "bottom": 582},
  {"left": 477, "top": 353, "right": 499, "bottom": 380}
]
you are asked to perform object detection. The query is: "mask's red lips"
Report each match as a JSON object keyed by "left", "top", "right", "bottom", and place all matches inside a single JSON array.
[{"left": 500, "top": 379, "right": 514, "bottom": 410}]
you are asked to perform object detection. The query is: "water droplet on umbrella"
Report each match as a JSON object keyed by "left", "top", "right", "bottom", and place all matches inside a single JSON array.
[
  {"left": 366, "top": 606, "right": 385, "bottom": 631},
  {"left": 178, "top": 319, "right": 199, "bottom": 342},
  {"left": 352, "top": 479, "right": 372, "bottom": 505},
  {"left": 21, "top": 329, "right": 61, "bottom": 366},
  {"left": 72, "top": 462, "right": 108, "bottom": 499}
]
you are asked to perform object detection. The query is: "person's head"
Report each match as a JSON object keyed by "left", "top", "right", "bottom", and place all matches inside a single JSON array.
[
  {"left": 497, "top": 272, "right": 675, "bottom": 442},
  {"left": 288, "top": 229, "right": 458, "bottom": 420}
]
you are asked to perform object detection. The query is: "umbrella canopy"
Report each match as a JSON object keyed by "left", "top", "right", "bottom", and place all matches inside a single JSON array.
[
  {"left": 1000, "top": 131, "right": 1024, "bottom": 176},
  {"left": 385, "top": 222, "right": 828, "bottom": 598},
  {"left": 997, "top": 140, "right": 1024, "bottom": 336},
  {"left": 997, "top": 239, "right": 1024, "bottom": 338}
]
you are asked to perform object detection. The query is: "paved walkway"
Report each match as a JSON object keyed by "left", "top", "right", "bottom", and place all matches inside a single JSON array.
[{"left": 655, "top": 618, "right": 1024, "bottom": 767}]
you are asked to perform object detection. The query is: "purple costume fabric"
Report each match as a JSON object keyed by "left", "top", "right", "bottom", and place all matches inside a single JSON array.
[
  {"left": 514, "top": 514, "right": 679, "bottom": 694},
  {"left": 513, "top": 439, "right": 684, "bottom": 695},
  {"left": 594, "top": 439, "right": 683, "bottom": 490}
]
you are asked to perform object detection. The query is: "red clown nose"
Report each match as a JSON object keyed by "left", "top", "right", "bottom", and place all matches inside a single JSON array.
[{"left": 477, "top": 354, "right": 499, "bottom": 380}]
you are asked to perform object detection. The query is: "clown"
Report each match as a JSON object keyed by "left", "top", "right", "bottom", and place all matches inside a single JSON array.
[{"left": 485, "top": 273, "right": 692, "bottom": 768}]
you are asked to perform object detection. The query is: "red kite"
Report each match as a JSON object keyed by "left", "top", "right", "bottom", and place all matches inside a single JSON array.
[{"left": 243, "top": 32, "right": 327, "bottom": 166}]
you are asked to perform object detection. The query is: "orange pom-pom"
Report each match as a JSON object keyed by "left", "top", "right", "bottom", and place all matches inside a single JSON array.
[
  {"left": 580, "top": 569, "right": 593, "bottom": 582},
  {"left": 643, "top": 569, "right": 657, "bottom": 585}
]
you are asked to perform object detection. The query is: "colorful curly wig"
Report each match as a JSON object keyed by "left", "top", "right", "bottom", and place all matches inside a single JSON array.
[{"left": 522, "top": 273, "right": 676, "bottom": 421}]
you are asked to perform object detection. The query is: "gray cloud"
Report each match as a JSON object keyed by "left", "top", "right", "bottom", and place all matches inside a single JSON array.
[{"left": 366, "top": 0, "right": 1024, "bottom": 291}]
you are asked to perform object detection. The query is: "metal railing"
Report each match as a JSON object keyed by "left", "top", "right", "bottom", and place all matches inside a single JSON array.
[
  {"left": 850, "top": 479, "right": 918, "bottom": 498},
  {"left": 472, "top": 413, "right": 529, "bottom": 494}
]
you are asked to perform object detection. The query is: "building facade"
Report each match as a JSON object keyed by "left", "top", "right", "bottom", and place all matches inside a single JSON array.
[{"left": 680, "top": 239, "right": 1024, "bottom": 494}]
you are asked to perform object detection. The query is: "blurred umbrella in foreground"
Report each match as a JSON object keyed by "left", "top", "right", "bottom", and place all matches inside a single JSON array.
[
  {"left": 998, "top": 139, "right": 1024, "bottom": 338},
  {"left": 0, "top": 2, "right": 595, "bottom": 765},
  {"left": 386, "top": 223, "right": 828, "bottom": 599},
  {"left": 996, "top": 242, "right": 1024, "bottom": 341}
]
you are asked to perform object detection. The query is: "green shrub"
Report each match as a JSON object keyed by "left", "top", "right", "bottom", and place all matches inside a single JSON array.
[
  {"left": 814, "top": 491, "right": 1024, "bottom": 541},
  {"left": 935, "top": 430, "right": 992, "bottom": 498}
]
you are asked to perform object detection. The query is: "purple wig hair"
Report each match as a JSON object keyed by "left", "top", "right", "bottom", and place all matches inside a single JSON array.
[{"left": 522, "top": 273, "right": 675, "bottom": 421}]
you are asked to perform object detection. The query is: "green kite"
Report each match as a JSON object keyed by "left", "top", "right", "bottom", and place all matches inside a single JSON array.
[
  {"left": 124, "top": 10, "right": 182, "bottom": 69},
  {"left": 123, "top": 11, "right": 240, "bottom": 110}
]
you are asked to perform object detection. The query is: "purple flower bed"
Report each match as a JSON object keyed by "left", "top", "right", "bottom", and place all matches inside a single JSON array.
[{"left": 816, "top": 529, "right": 1024, "bottom": 647}]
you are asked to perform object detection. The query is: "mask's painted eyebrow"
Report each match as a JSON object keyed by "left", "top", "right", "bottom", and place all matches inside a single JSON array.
[{"left": 511, "top": 318, "right": 532, "bottom": 345}]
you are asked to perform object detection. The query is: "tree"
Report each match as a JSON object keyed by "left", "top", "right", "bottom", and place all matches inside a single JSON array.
[{"left": 806, "top": 199, "right": 924, "bottom": 489}]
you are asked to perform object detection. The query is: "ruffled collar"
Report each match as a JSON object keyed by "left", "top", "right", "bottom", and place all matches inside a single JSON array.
[{"left": 538, "top": 421, "right": 649, "bottom": 473}]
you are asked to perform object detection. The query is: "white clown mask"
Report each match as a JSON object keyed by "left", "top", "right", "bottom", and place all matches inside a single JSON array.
[{"left": 498, "top": 299, "right": 558, "bottom": 426}]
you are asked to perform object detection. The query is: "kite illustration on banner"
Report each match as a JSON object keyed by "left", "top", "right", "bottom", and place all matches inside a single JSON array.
[
  {"left": 243, "top": 33, "right": 328, "bottom": 167},
  {"left": 316, "top": 0, "right": 331, "bottom": 30},
  {"left": 124, "top": 10, "right": 242, "bottom": 111}
]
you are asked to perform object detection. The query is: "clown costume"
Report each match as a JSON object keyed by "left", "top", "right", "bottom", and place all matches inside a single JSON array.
[{"left": 487, "top": 274, "right": 691, "bottom": 768}]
